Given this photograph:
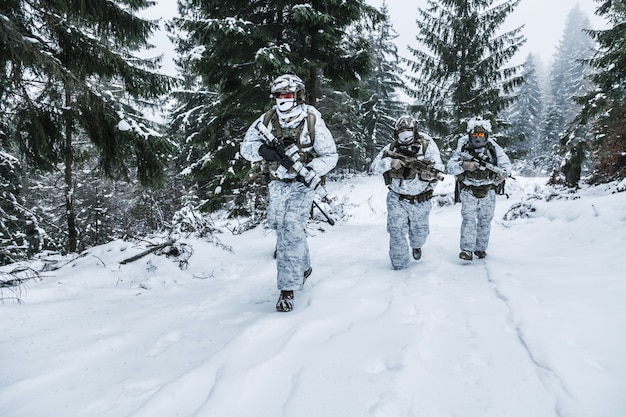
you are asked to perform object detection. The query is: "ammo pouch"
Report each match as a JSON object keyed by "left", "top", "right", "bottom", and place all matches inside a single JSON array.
[
  {"left": 462, "top": 184, "right": 494, "bottom": 199},
  {"left": 397, "top": 189, "right": 433, "bottom": 204}
]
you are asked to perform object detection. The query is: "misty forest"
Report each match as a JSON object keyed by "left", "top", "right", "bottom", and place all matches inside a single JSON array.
[{"left": 1, "top": 0, "right": 625, "bottom": 266}]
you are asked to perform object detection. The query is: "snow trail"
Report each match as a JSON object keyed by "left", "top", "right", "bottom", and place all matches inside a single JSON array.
[{"left": 2, "top": 175, "right": 625, "bottom": 417}]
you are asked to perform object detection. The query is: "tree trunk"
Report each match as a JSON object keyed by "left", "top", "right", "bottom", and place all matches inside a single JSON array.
[
  {"left": 308, "top": 66, "right": 319, "bottom": 107},
  {"left": 64, "top": 86, "right": 78, "bottom": 253}
]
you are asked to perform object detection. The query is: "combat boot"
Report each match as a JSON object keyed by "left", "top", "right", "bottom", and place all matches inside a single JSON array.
[
  {"left": 276, "top": 291, "right": 294, "bottom": 312},
  {"left": 459, "top": 250, "right": 473, "bottom": 261}
]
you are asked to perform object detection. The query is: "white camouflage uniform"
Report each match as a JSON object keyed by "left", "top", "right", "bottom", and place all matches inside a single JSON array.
[
  {"left": 240, "top": 104, "right": 337, "bottom": 291},
  {"left": 370, "top": 133, "right": 444, "bottom": 269},
  {"left": 447, "top": 136, "right": 511, "bottom": 254}
]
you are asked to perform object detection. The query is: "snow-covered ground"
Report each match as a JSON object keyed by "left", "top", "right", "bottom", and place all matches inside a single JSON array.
[{"left": 1, "top": 174, "right": 625, "bottom": 417}]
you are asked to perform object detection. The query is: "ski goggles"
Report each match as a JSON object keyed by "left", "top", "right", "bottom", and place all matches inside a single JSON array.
[
  {"left": 471, "top": 131, "right": 486, "bottom": 138},
  {"left": 275, "top": 92, "right": 295, "bottom": 99}
]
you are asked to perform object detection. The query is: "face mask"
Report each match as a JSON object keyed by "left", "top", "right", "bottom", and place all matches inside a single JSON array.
[
  {"left": 276, "top": 97, "right": 297, "bottom": 113},
  {"left": 398, "top": 130, "right": 414, "bottom": 145}
]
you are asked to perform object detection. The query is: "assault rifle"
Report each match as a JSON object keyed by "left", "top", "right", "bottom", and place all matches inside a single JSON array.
[
  {"left": 460, "top": 151, "right": 515, "bottom": 180},
  {"left": 254, "top": 120, "right": 327, "bottom": 196},
  {"left": 383, "top": 149, "right": 445, "bottom": 181},
  {"left": 254, "top": 120, "right": 335, "bottom": 225}
]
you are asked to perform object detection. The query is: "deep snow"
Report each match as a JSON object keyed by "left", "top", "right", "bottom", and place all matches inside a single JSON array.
[{"left": 1, "top": 174, "right": 625, "bottom": 417}]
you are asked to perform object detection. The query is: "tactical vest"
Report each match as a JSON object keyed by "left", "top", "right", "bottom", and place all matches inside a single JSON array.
[
  {"left": 460, "top": 142, "right": 498, "bottom": 182},
  {"left": 453, "top": 141, "right": 504, "bottom": 202},
  {"left": 262, "top": 108, "right": 318, "bottom": 179},
  {"left": 384, "top": 134, "right": 430, "bottom": 185}
]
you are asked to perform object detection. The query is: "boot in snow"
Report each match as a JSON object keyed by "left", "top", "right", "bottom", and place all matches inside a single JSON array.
[
  {"left": 474, "top": 250, "right": 487, "bottom": 259},
  {"left": 412, "top": 248, "right": 422, "bottom": 260},
  {"left": 276, "top": 291, "right": 294, "bottom": 312},
  {"left": 459, "top": 250, "right": 473, "bottom": 261}
]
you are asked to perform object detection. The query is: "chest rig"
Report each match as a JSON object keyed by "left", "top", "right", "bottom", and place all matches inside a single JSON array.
[
  {"left": 460, "top": 142, "right": 498, "bottom": 181},
  {"left": 384, "top": 135, "right": 429, "bottom": 185},
  {"left": 262, "top": 108, "right": 317, "bottom": 179}
]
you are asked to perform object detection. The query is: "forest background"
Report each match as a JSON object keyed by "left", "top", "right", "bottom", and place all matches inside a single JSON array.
[{"left": 1, "top": 0, "right": 625, "bottom": 267}]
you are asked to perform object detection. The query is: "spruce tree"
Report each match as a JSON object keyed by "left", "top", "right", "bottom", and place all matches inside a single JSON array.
[
  {"left": 405, "top": 0, "right": 525, "bottom": 149},
  {"left": 549, "top": 5, "right": 595, "bottom": 135},
  {"left": 0, "top": 151, "right": 48, "bottom": 265},
  {"left": 169, "top": 1, "right": 381, "bottom": 213},
  {"left": 574, "top": 0, "right": 626, "bottom": 183},
  {"left": 2, "top": 0, "right": 174, "bottom": 252},
  {"left": 359, "top": 1, "right": 407, "bottom": 165},
  {"left": 506, "top": 53, "right": 544, "bottom": 164},
  {"left": 546, "top": 5, "right": 596, "bottom": 187}
]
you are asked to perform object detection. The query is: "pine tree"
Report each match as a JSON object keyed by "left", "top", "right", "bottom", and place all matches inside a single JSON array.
[
  {"left": 2, "top": 0, "right": 174, "bottom": 252},
  {"left": 506, "top": 53, "right": 544, "bottom": 164},
  {"left": 573, "top": 0, "right": 626, "bottom": 183},
  {"left": 169, "top": 0, "right": 381, "bottom": 213},
  {"left": 0, "top": 150, "right": 49, "bottom": 265},
  {"left": 405, "top": 0, "right": 525, "bottom": 149},
  {"left": 546, "top": 5, "right": 596, "bottom": 187},
  {"left": 359, "top": 1, "right": 407, "bottom": 166},
  {"left": 549, "top": 5, "right": 595, "bottom": 135}
]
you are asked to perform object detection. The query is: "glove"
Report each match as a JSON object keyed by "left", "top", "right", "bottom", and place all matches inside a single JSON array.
[
  {"left": 462, "top": 161, "right": 479, "bottom": 172},
  {"left": 420, "top": 170, "right": 436, "bottom": 181},
  {"left": 302, "top": 169, "right": 317, "bottom": 185},
  {"left": 390, "top": 158, "right": 405, "bottom": 170},
  {"left": 258, "top": 144, "right": 282, "bottom": 162}
]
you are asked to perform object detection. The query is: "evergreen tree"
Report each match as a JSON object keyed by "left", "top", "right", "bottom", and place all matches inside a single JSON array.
[
  {"left": 2, "top": 0, "right": 174, "bottom": 252},
  {"left": 405, "top": 0, "right": 525, "bottom": 149},
  {"left": 506, "top": 53, "right": 544, "bottom": 164},
  {"left": 536, "top": 102, "right": 563, "bottom": 174},
  {"left": 548, "top": 5, "right": 595, "bottom": 135},
  {"left": 359, "top": 1, "right": 407, "bottom": 166},
  {"left": 573, "top": 0, "right": 626, "bottom": 183},
  {"left": 169, "top": 0, "right": 381, "bottom": 213},
  {"left": 0, "top": 150, "right": 49, "bottom": 265},
  {"left": 546, "top": 5, "right": 596, "bottom": 187}
]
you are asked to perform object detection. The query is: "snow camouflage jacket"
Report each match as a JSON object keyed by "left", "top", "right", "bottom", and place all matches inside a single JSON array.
[
  {"left": 241, "top": 105, "right": 338, "bottom": 181},
  {"left": 447, "top": 137, "right": 512, "bottom": 187},
  {"left": 371, "top": 132, "right": 444, "bottom": 196}
]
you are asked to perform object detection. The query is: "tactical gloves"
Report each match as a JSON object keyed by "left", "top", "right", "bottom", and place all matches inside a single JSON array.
[
  {"left": 258, "top": 144, "right": 282, "bottom": 161},
  {"left": 462, "top": 161, "right": 480, "bottom": 172},
  {"left": 390, "top": 158, "right": 405, "bottom": 170}
]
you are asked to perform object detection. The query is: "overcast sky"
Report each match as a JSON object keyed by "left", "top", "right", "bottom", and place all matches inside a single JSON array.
[{"left": 368, "top": 0, "right": 604, "bottom": 67}]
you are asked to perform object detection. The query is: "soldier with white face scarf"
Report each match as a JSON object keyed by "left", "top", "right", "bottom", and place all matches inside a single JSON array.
[{"left": 240, "top": 74, "right": 337, "bottom": 312}]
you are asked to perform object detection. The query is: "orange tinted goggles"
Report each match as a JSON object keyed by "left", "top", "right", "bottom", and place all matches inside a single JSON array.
[
  {"left": 471, "top": 132, "right": 486, "bottom": 138},
  {"left": 276, "top": 92, "right": 295, "bottom": 99}
]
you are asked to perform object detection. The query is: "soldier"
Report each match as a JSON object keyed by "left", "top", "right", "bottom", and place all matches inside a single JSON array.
[
  {"left": 447, "top": 116, "right": 512, "bottom": 261},
  {"left": 370, "top": 115, "right": 444, "bottom": 270},
  {"left": 240, "top": 74, "right": 338, "bottom": 312}
]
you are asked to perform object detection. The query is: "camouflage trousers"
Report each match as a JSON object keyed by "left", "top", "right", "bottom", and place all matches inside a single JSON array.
[
  {"left": 386, "top": 191, "right": 432, "bottom": 269},
  {"left": 267, "top": 180, "right": 314, "bottom": 291},
  {"left": 459, "top": 188, "right": 496, "bottom": 252}
]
